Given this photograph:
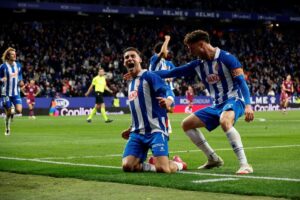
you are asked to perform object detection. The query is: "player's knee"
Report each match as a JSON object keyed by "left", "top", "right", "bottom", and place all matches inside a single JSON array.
[
  {"left": 122, "top": 162, "right": 134, "bottom": 172},
  {"left": 181, "top": 120, "right": 190, "bottom": 132},
  {"left": 220, "top": 118, "right": 232, "bottom": 132}
]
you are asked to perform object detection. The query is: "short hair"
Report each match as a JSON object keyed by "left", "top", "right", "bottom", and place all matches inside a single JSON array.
[
  {"left": 153, "top": 42, "right": 163, "bottom": 54},
  {"left": 2, "top": 47, "right": 16, "bottom": 62},
  {"left": 123, "top": 47, "right": 141, "bottom": 57},
  {"left": 184, "top": 30, "right": 210, "bottom": 45}
]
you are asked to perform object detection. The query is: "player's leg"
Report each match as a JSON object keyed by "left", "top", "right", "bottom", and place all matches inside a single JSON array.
[
  {"left": 31, "top": 101, "right": 36, "bottom": 119},
  {"left": 122, "top": 133, "right": 151, "bottom": 172},
  {"left": 14, "top": 96, "right": 23, "bottom": 114},
  {"left": 2, "top": 97, "right": 12, "bottom": 135},
  {"left": 150, "top": 133, "right": 186, "bottom": 173},
  {"left": 87, "top": 103, "right": 97, "bottom": 122},
  {"left": 28, "top": 103, "right": 33, "bottom": 118},
  {"left": 182, "top": 109, "right": 223, "bottom": 169},
  {"left": 220, "top": 99, "right": 253, "bottom": 174},
  {"left": 101, "top": 103, "right": 113, "bottom": 123},
  {"left": 284, "top": 96, "right": 290, "bottom": 111},
  {"left": 122, "top": 155, "right": 143, "bottom": 172}
]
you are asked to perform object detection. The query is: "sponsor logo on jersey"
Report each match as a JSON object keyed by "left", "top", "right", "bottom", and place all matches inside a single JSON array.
[
  {"left": 128, "top": 90, "right": 138, "bottom": 101},
  {"left": 206, "top": 74, "right": 220, "bottom": 84}
]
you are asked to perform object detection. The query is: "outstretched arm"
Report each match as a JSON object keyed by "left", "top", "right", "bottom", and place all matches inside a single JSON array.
[{"left": 154, "top": 60, "right": 199, "bottom": 79}]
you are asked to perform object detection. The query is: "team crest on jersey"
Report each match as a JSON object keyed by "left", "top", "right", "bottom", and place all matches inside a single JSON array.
[
  {"left": 206, "top": 74, "right": 220, "bottom": 84},
  {"left": 128, "top": 90, "right": 138, "bottom": 101},
  {"left": 10, "top": 72, "right": 18, "bottom": 78}
]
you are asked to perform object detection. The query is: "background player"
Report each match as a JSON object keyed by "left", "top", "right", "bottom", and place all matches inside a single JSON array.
[
  {"left": 280, "top": 74, "right": 294, "bottom": 113},
  {"left": 185, "top": 85, "right": 194, "bottom": 114},
  {"left": 149, "top": 35, "right": 176, "bottom": 133},
  {"left": 85, "top": 68, "right": 113, "bottom": 123},
  {"left": 0, "top": 47, "right": 24, "bottom": 135},
  {"left": 22, "top": 79, "right": 41, "bottom": 119}
]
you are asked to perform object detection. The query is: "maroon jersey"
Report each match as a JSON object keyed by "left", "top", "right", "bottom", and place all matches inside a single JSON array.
[
  {"left": 282, "top": 80, "right": 293, "bottom": 96},
  {"left": 186, "top": 91, "right": 194, "bottom": 103},
  {"left": 24, "top": 84, "right": 39, "bottom": 99}
]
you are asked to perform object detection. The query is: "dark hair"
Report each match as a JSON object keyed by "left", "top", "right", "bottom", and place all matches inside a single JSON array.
[
  {"left": 123, "top": 47, "right": 141, "bottom": 56},
  {"left": 153, "top": 42, "right": 163, "bottom": 54},
  {"left": 184, "top": 30, "right": 210, "bottom": 45}
]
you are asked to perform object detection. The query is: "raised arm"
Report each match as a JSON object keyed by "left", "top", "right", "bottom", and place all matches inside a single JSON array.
[{"left": 157, "top": 35, "right": 171, "bottom": 58}]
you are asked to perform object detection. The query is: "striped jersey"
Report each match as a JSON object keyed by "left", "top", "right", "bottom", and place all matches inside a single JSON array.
[
  {"left": 157, "top": 48, "right": 244, "bottom": 105},
  {"left": 128, "top": 69, "right": 170, "bottom": 136},
  {"left": 0, "top": 61, "right": 23, "bottom": 97},
  {"left": 149, "top": 54, "right": 175, "bottom": 90}
]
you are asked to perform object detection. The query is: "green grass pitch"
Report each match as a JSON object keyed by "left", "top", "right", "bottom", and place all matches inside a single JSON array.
[{"left": 0, "top": 111, "right": 299, "bottom": 199}]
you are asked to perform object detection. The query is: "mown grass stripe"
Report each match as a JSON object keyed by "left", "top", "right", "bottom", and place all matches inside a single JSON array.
[{"left": 1, "top": 156, "right": 300, "bottom": 182}]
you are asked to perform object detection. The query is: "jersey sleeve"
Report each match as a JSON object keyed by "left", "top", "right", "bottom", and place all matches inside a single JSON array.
[
  {"left": 146, "top": 72, "right": 168, "bottom": 97},
  {"left": 149, "top": 54, "right": 160, "bottom": 71},
  {"left": 220, "top": 51, "right": 242, "bottom": 70},
  {"left": 167, "top": 61, "right": 176, "bottom": 70},
  {"left": 154, "top": 60, "right": 200, "bottom": 78},
  {"left": 17, "top": 62, "right": 23, "bottom": 81},
  {"left": 0, "top": 64, "right": 5, "bottom": 79},
  {"left": 91, "top": 77, "right": 96, "bottom": 86}
]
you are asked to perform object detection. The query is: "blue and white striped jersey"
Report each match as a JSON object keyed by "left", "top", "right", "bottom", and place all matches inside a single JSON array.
[
  {"left": 149, "top": 54, "right": 175, "bottom": 90},
  {"left": 157, "top": 48, "right": 244, "bottom": 105},
  {"left": 0, "top": 61, "right": 23, "bottom": 97},
  {"left": 128, "top": 69, "right": 170, "bottom": 136}
]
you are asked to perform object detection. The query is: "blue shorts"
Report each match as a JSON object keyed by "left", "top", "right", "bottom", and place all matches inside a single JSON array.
[
  {"left": 122, "top": 132, "right": 169, "bottom": 163},
  {"left": 1, "top": 96, "right": 22, "bottom": 109},
  {"left": 194, "top": 98, "right": 245, "bottom": 132}
]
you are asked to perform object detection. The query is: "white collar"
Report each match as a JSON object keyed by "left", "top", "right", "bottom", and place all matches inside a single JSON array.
[{"left": 213, "top": 47, "right": 221, "bottom": 60}]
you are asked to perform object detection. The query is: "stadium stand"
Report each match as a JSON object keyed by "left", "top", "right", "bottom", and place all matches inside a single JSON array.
[{"left": 0, "top": 1, "right": 299, "bottom": 98}]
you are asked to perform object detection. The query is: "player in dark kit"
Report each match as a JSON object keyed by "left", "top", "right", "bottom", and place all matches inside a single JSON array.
[
  {"left": 22, "top": 79, "right": 41, "bottom": 119},
  {"left": 280, "top": 75, "right": 294, "bottom": 113}
]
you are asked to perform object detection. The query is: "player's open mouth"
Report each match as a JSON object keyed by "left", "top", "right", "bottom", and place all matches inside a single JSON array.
[{"left": 128, "top": 63, "right": 134, "bottom": 69}]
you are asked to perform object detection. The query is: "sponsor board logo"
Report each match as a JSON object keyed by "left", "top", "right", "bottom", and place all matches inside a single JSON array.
[{"left": 55, "top": 98, "right": 69, "bottom": 108}]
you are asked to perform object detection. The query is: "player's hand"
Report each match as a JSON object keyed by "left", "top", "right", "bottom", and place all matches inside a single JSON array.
[
  {"left": 123, "top": 72, "right": 132, "bottom": 81},
  {"left": 121, "top": 127, "right": 131, "bottom": 140},
  {"left": 1, "top": 77, "right": 7, "bottom": 82},
  {"left": 244, "top": 105, "right": 254, "bottom": 122},
  {"left": 165, "top": 35, "right": 171, "bottom": 40},
  {"left": 157, "top": 97, "right": 172, "bottom": 109},
  {"left": 85, "top": 92, "right": 89, "bottom": 97}
]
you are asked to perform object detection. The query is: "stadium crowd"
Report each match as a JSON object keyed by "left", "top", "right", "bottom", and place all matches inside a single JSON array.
[
  {"left": 20, "top": 0, "right": 300, "bottom": 15},
  {"left": 0, "top": 15, "right": 299, "bottom": 98}
]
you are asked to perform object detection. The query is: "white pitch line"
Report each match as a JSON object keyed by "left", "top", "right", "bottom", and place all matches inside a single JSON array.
[
  {"left": 0, "top": 156, "right": 121, "bottom": 169},
  {"left": 1, "top": 156, "right": 300, "bottom": 183},
  {"left": 35, "top": 144, "right": 300, "bottom": 160},
  {"left": 192, "top": 178, "right": 239, "bottom": 184},
  {"left": 181, "top": 171, "right": 300, "bottom": 182}
]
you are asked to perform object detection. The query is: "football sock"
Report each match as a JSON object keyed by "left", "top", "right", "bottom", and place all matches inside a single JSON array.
[
  {"left": 185, "top": 129, "right": 219, "bottom": 161},
  {"left": 29, "top": 109, "right": 34, "bottom": 116},
  {"left": 173, "top": 161, "right": 183, "bottom": 171},
  {"left": 101, "top": 107, "right": 108, "bottom": 121},
  {"left": 142, "top": 163, "right": 156, "bottom": 172},
  {"left": 5, "top": 115, "right": 11, "bottom": 132},
  {"left": 88, "top": 107, "right": 97, "bottom": 120},
  {"left": 226, "top": 127, "right": 248, "bottom": 165},
  {"left": 168, "top": 118, "right": 172, "bottom": 134}
]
